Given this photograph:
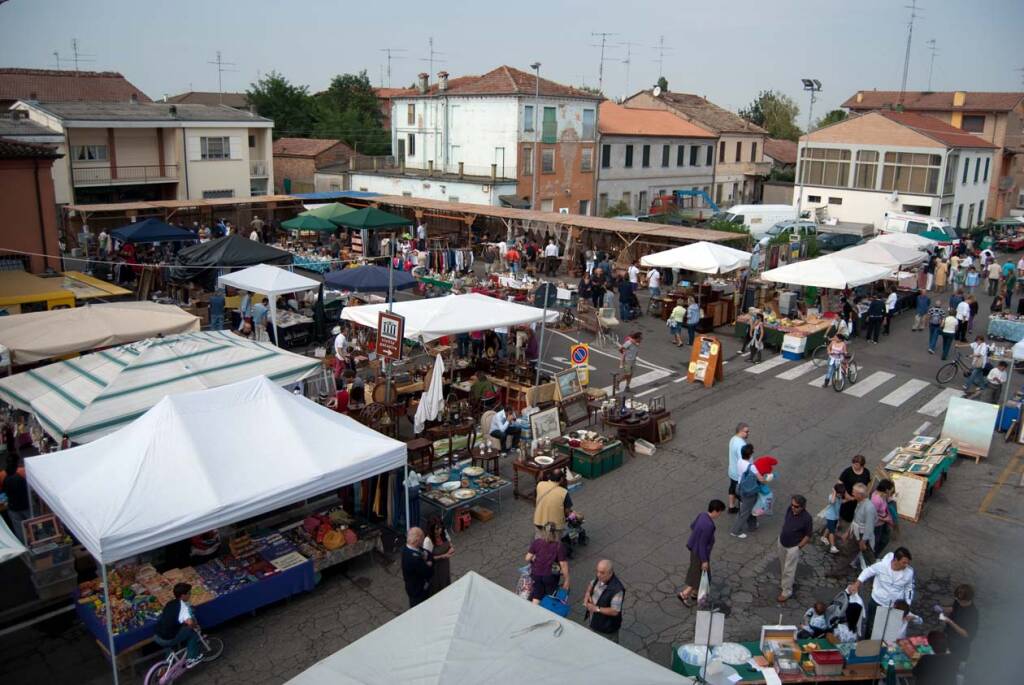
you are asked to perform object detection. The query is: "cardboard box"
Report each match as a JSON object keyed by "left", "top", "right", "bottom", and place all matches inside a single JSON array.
[{"left": 469, "top": 506, "right": 494, "bottom": 522}]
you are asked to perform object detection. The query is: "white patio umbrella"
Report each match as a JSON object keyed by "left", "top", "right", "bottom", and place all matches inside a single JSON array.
[
  {"left": 760, "top": 255, "right": 892, "bottom": 289},
  {"left": 414, "top": 354, "right": 445, "bottom": 434},
  {"left": 872, "top": 232, "right": 937, "bottom": 250},
  {"left": 640, "top": 240, "right": 751, "bottom": 274},
  {"left": 842, "top": 241, "right": 927, "bottom": 270}
]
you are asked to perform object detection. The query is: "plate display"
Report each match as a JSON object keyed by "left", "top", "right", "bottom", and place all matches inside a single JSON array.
[
  {"left": 534, "top": 456, "right": 554, "bottom": 466},
  {"left": 453, "top": 488, "right": 476, "bottom": 500},
  {"left": 439, "top": 481, "right": 461, "bottom": 492},
  {"left": 462, "top": 466, "right": 484, "bottom": 477},
  {"left": 425, "top": 473, "right": 449, "bottom": 484}
]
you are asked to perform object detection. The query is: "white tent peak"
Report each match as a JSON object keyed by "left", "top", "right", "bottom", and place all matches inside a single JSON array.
[
  {"left": 217, "top": 263, "right": 319, "bottom": 295},
  {"left": 640, "top": 241, "right": 751, "bottom": 274},
  {"left": 760, "top": 254, "right": 892, "bottom": 289}
]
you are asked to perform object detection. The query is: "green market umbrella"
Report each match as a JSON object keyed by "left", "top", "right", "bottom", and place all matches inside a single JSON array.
[
  {"left": 300, "top": 202, "right": 357, "bottom": 224},
  {"left": 282, "top": 214, "right": 338, "bottom": 232},
  {"left": 331, "top": 206, "right": 413, "bottom": 231}
]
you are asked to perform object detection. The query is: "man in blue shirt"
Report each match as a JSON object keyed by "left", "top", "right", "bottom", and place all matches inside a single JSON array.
[
  {"left": 912, "top": 290, "right": 930, "bottom": 332},
  {"left": 685, "top": 298, "right": 701, "bottom": 345},
  {"left": 251, "top": 298, "right": 269, "bottom": 341}
]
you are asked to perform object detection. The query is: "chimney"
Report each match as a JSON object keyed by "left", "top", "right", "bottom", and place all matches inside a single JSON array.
[
  {"left": 349, "top": 156, "right": 356, "bottom": 171},
  {"left": 169, "top": 105, "right": 178, "bottom": 117},
  {"left": 856, "top": 91, "right": 863, "bottom": 104},
  {"left": 458, "top": 161, "right": 464, "bottom": 179},
  {"left": 428, "top": 160, "right": 434, "bottom": 176},
  {"left": 130, "top": 93, "right": 139, "bottom": 104},
  {"left": 437, "top": 71, "right": 449, "bottom": 91},
  {"left": 953, "top": 91, "right": 966, "bottom": 107},
  {"left": 417, "top": 72, "right": 429, "bottom": 94}
]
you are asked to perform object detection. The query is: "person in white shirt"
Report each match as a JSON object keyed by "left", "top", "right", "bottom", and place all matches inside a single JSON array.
[
  {"left": 543, "top": 240, "right": 560, "bottom": 276},
  {"left": 627, "top": 262, "right": 640, "bottom": 285},
  {"left": 958, "top": 336, "right": 990, "bottom": 392},
  {"left": 883, "top": 290, "right": 898, "bottom": 335},
  {"left": 416, "top": 222, "right": 427, "bottom": 250},
  {"left": 966, "top": 361, "right": 1008, "bottom": 400},
  {"left": 646, "top": 268, "right": 661, "bottom": 298},
  {"left": 488, "top": 406, "right": 522, "bottom": 453},
  {"left": 848, "top": 548, "right": 915, "bottom": 630},
  {"left": 955, "top": 298, "right": 971, "bottom": 342},
  {"left": 332, "top": 325, "right": 348, "bottom": 358},
  {"left": 97, "top": 230, "right": 110, "bottom": 258},
  {"left": 497, "top": 240, "right": 508, "bottom": 271}
]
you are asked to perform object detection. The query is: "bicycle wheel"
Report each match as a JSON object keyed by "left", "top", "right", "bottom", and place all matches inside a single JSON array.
[
  {"left": 935, "top": 363, "right": 958, "bottom": 385},
  {"left": 144, "top": 662, "right": 170, "bottom": 685},
  {"left": 847, "top": 361, "right": 859, "bottom": 384},
  {"left": 811, "top": 345, "right": 828, "bottom": 368},
  {"left": 832, "top": 369, "right": 846, "bottom": 392},
  {"left": 202, "top": 636, "right": 225, "bottom": 663}
]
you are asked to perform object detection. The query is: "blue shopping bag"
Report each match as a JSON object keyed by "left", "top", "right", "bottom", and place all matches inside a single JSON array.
[{"left": 540, "top": 588, "right": 571, "bottom": 617}]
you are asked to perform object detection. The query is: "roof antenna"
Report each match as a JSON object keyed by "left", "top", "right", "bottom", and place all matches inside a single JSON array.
[
  {"left": 590, "top": 32, "right": 619, "bottom": 94},
  {"left": 898, "top": 0, "right": 923, "bottom": 107},
  {"left": 208, "top": 50, "right": 238, "bottom": 105},
  {"left": 925, "top": 39, "right": 939, "bottom": 91}
]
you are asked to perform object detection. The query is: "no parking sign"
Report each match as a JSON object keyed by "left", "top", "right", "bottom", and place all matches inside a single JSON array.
[{"left": 570, "top": 343, "right": 589, "bottom": 386}]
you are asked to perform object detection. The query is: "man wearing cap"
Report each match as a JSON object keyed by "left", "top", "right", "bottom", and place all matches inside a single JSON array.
[{"left": 332, "top": 326, "right": 348, "bottom": 377}]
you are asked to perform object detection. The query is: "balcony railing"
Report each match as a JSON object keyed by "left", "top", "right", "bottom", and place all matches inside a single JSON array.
[
  {"left": 72, "top": 164, "right": 178, "bottom": 186},
  {"left": 249, "top": 159, "right": 269, "bottom": 178}
]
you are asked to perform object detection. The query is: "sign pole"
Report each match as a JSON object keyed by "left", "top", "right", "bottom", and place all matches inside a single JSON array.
[
  {"left": 535, "top": 283, "right": 550, "bottom": 386},
  {"left": 386, "top": 231, "right": 395, "bottom": 404}
]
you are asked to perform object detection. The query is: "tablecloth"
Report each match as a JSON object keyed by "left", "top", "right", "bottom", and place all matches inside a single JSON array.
[{"left": 987, "top": 317, "right": 1024, "bottom": 342}]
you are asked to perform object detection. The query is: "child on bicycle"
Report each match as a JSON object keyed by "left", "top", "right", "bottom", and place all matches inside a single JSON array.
[
  {"left": 822, "top": 334, "right": 849, "bottom": 388},
  {"left": 154, "top": 583, "right": 203, "bottom": 668}
]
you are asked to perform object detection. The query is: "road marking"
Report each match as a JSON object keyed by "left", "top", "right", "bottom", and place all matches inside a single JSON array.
[
  {"left": 552, "top": 356, "right": 567, "bottom": 363},
  {"left": 879, "top": 379, "right": 931, "bottom": 407},
  {"left": 673, "top": 376, "right": 687, "bottom": 383},
  {"left": 918, "top": 388, "right": 961, "bottom": 417},
  {"left": 743, "top": 356, "right": 788, "bottom": 374},
  {"left": 978, "top": 452, "right": 1024, "bottom": 526},
  {"left": 776, "top": 361, "right": 817, "bottom": 380},
  {"left": 599, "top": 369, "right": 671, "bottom": 395},
  {"left": 548, "top": 329, "right": 669, "bottom": 372},
  {"left": 634, "top": 386, "right": 662, "bottom": 397},
  {"left": 913, "top": 421, "right": 932, "bottom": 435},
  {"left": 843, "top": 371, "right": 895, "bottom": 398}
]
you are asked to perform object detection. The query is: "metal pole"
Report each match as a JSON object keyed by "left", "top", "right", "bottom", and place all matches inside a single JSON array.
[
  {"left": 101, "top": 562, "right": 120, "bottom": 685},
  {"left": 270, "top": 299, "right": 279, "bottom": 346},
  {"left": 385, "top": 231, "right": 395, "bottom": 406},
  {"left": 403, "top": 462, "right": 411, "bottom": 532},
  {"left": 534, "top": 284, "right": 550, "bottom": 385},
  {"left": 531, "top": 64, "right": 541, "bottom": 211},
  {"left": 795, "top": 86, "right": 817, "bottom": 219}
]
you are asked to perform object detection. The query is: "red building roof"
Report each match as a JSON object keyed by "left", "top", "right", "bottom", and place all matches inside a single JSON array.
[
  {"left": 763, "top": 138, "right": 798, "bottom": 165},
  {"left": 0, "top": 68, "right": 150, "bottom": 103},
  {"left": 273, "top": 137, "right": 352, "bottom": 157},
  {"left": 598, "top": 102, "right": 714, "bottom": 137},
  {"left": 878, "top": 111, "right": 998, "bottom": 149},
  {"left": 0, "top": 137, "right": 61, "bottom": 159},
  {"left": 843, "top": 90, "right": 1024, "bottom": 112}
]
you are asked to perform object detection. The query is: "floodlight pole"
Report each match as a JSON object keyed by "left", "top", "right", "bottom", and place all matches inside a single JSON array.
[
  {"left": 794, "top": 78, "right": 821, "bottom": 221},
  {"left": 386, "top": 231, "right": 395, "bottom": 405},
  {"left": 535, "top": 283, "right": 550, "bottom": 386}
]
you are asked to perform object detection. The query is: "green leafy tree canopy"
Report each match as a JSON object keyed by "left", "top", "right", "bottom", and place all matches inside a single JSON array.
[
  {"left": 313, "top": 71, "right": 390, "bottom": 155},
  {"left": 246, "top": 71, "right": 314, "bottom": 140},
  {"left": 739, "top": 90, "right": 802, "bottom": 141},
  {"left": 656, "top": 76, "right": 668, "bottom": 91},
  {"left": 813, "top": 109, "right": 848, "bottom": 131}
]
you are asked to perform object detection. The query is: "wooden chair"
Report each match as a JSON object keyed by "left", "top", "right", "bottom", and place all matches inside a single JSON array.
[
  {"left": 406, "top": 437, "right": 436, "bottom": 474},
  {"left": 449, "top": 422, "right": 477, "bottom": 466},
  {"left": 479, "top": 410, "right": 500, "bottom": 451}
]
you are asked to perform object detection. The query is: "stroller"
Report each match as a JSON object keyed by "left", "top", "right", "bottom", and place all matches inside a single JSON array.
[
  {"left": 560, "top": 511, "right": 588, "bottom": 558},
  {"left": 797, "top": 589, "right": 857, "bottom": 639}
]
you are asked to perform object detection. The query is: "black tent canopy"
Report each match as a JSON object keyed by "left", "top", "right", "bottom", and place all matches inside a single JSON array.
[{"left": 169, "top": 234, "right": 292, "bottom": 288}]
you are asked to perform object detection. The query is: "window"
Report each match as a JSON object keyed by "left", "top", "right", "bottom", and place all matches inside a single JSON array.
[
  {"left": 72, "top": 145, "right": 108, "bottom": 161},
  {"left": 961, "top": 115, "right": 985, "bottom": 133},
  {"left": 799, "top": 147, "right": 852, "bottom": 187},
  {"left": 978, "top": 200, "right": 985, "bottom": 222},
  {"left": 598, "top": 193, "right": 608, "bottom": 214},
  {"left": 202, "top": 189, "right": 234, "bottom": 199},
  {"left": 638, "top": 191, "right": 648, "bottom": 214},
  {"left": 974, "top": 158, "right": 980, "bottom": 183},
  {"left": 407, "top": 103, "right": 415, "bottom": 125},
  {"left": 582, "top": 109, "right": 596, "bottom": 139},
  {"left": 807, "top": 195, "right": 822, "bottom": 203},
  {"left": 407, "top": 133, "right": 416, "bottom": 157},
  {"left": 828, "top": 197, "right": 843, "bottom": 205},
  {"left": 686, "top": 146, "right": 697, "bottom": 166},
  {"left": 624, "top": 145, "right": 634, "bottom": 168},
  {"left": 541, "top": 148, "right": 554, "bottom": 173},
  {"left": 200, "top": 136, "right": 230, "bottom": 160},
  {"left": 706, "top": 145, "right": 714, "bottom": 166},
  {"left": 642, "top": 144, "right": 651, "bottom": 167},
  {"left": 983, "top": 157, "right": 990, "bottom": 183},
  {"left": 943, "top": 153, "right": 959, "bottom": 194},
  {"left": 542, "top": 107, "right": 557, "bottom": 143},
  {"left": 881, "top": 152, "right": 941, "bottom": 194},
  {"left": 601, "top": 144, "right": 611, "bottom": 168},
  {"left": 1019, "top": 191, "right": 1024, "bottom": 208},
  {"left": 449, "top": 196, "right": 460, "bottom": 202},
  {"left": 750, "top": 142, "right": 758, "bottom": 162},
  {"left": 541, "top": 199, "right": 554, "bottom": 212},
  {"left": 662, "top": 144, "right": 670, "bottom": 167},
  {"left": 853, "top": 150, "right": 879, "bottom": 189},
  {"left": 734, "top": 142, "right": 742, "bottom": 162},
  {"left": 524, "top": 105, "right": 534, "bottom": 132},
  {"left": 621, "top": 191, "right": 631, "bottom": 207},
  {"left": 962, "top": 157, "right": 970, "bottom": 184},
  {"left": 581, "top": 147, "right": 593, "bottom": 172},
  {"left": 402, "top": 191, "right": 412, "bottom": 197},
  {"left": 578, "top": 199, "right": 590, "bottom": 215},
  {"left": 677, "top": 145, "right": 685, "bottom": 166},
  {"left": 522, "top": 145, "right": 533, "bottom": 175},
  {"left": 329, "top": 183, "right": 341, "bottom": 191},
  {"left": 731, "top": 182, "right": 739, "bottom": 200},
  {"left": 967, "top": 203, "right": 975, "bottom": 227},
  {"left": 715, "top": 184, "right": 723, "bottom": 203},
  {"left": 247, "top": 135, "right": 256, "bottom": 148},
  {"left": 955, "top": 205, "right": 963, "bottom": 228},
  {"left": 719, "top": 141, "right": 725, "bottom": 162}
]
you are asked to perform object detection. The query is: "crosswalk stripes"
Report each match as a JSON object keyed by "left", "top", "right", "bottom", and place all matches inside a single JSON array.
[
  {"left": 880, "top": 379, "right": 931, "bottom": 407},
  {"left": 917, "top": 388, "right": 961, "bottom": 417},
  {"left": 598, "top": 369, "right": 671, "bottom": 396},
  {"left": 775, "top": 360, "right": 818, "bottom": 380},
  {"left": 844, "top": 371, "right": 896, "bottom": 398},
  {"left": 742, "top": 356, "right": 789, "bottom": 375}
]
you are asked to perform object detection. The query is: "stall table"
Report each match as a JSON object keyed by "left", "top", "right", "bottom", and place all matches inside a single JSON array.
[
  {"left": 511, "top": 453, "right": 571, "bottom": 501},
  {"left": 419, "top": 470, "right": 510, "bottom": 529},
  {"left": 987, "top": 315, "right": 1024, "bottom": 342},
  {"left": 426, "top": 419, "right": 477, "bottom": 468},
  {"left": 735, "top": 315, "right": 830, "bottom": 353},
  {"left": 603, "top": 412, "right": 664, "bottom": 455},
  {"left": 553, "top": 439, "right": 624, "bottom": 478}
]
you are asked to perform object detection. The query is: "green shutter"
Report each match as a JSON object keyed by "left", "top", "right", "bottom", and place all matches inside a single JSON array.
[{"left": 542, "top": 107, "right": 557, "bottom": 144}]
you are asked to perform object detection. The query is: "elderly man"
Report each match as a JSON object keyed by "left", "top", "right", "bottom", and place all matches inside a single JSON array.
[
  {"left": 777, "top": 494, "right": 813, "bottom": 603},
  {"left": 583, "top": 560, "right": 625, "bottom": 642},
  {"left": 848, "top": 547, "right": 915, "bottom": 632},
  {"left": 402, "top": 527, "right": 433, "bottom": 608},
  {"left": 849, "top": 482, "right": 878, "bottom": 567}
]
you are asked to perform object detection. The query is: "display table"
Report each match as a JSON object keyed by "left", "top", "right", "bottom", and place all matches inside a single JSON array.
[
  {"left": 511, "top": 453, "right": 571, "bottom": 501},
  {"left": 735, "top": 316, "right": 829, "bottom": 353},
  {"left": 419, "top": 470, "right": 510, "bottom": 529},
  {"left": 987, "top": 315, "right": 1024, "bottom": 342},
  {"left": 78, "top": 559, "right": 315, "bottom": 654},
  {"left": 603, "top": 414, "right": 661, "bottom": 455}
]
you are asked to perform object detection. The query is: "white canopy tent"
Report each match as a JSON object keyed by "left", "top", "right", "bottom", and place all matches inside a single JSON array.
[
  {"left": 640, "top": 240, "right": 751, "bottom": 274},
  {"left": 0, "top": 516, "right": 27, "bottom": 564},
  {"left": 871, "top": 232, "right": 937, "bottom": 250},
  {"left": 341, "top": 293, "right": 559, "bottom": 342},
  {"left": 0, "top": 302, "right": 200, "bottom": 365},
  {"left": 760, "top": 255, "right": 892, "bottom": 289},
  {"left": 0, "top": 330, "right": 320, "bottom": 443},
  {"left": 286, "top": 571, "right": 691, "bottom": 685},
  {"left": 218, "top": 263, "right": 320, "bottom": 345},
  {"left": 26, "top": 375, "right": 408, "bottom": 685},
  {"left": 839, "top": 241, "right": 928, "bottom": 271}
]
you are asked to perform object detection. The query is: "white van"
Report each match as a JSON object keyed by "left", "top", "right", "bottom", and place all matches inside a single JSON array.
[
  {"left": 879, "top": 211, "right": 959, "bottom": 243},
  {"left": 712, "top": 205, "right": 799, "bottom": 237}
]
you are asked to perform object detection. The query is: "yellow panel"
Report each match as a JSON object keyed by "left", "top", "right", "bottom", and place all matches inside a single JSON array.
[{"left": 951, "top": 112, "right": 963, "bottom": 129}]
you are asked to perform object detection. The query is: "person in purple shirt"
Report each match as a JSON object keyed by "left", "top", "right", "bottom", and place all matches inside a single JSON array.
[{"left": 678, "top": 500, "right": 726, "bottom": 607}]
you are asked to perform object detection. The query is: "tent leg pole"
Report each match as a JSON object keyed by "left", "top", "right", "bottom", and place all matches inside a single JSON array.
[
  {"left": 101, "top": 562, "right": 119, "bottom": 685},
  {"left": 270, "top": 300, "right": 279, "bottom": 346},
  {"left": 535, "top": 286, "right": 549, "bottom": 386},
  {"left": 404, "top": 463, "right": 411, "bottom": 533},
  {"left": 386, "top": 232, "right": 395, "bottom": 407}
]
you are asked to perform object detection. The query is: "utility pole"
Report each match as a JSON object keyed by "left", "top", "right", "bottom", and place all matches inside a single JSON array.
[
  {"left": 925, "top": 39, "right": 939, "bottom": 91},
  {"left": 591, "top": 32, "right": 618, "bottom": 94},
  {"left": 379, "top": 48, "right": 407, "bottom": 88},
  {"left": 418, "top": 37, "right": 447, "bottom": 79},
  {"left": 620, "top": 41, "right": 640, "bottom": 98},
  {"left": 51, "top": 51, "right": 61, "bottom": 69},
  {"left": 69, "top": 38, "right": 95, "bottom": 72},
  {"left": 208, "top": 51, "right": 238, "bottom": 104},
  {"left": 652, "top": 35, "right": 672, "bottom": 82},
  {"left": 898, "top": 0, "right": 922, "bottom": 106}
]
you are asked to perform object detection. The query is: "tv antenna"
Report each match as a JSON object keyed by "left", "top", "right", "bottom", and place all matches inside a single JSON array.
[
  {"left": 51, "top": 51, "right": 62, "bottom": 69},
  {"left": 590, "top": 31, "right": 619, "bottom": 94},
  {"left": 379, "top": 47, "right": 408, "bottom": 88},
  {"left": 898, "top": 0, "right": 923, "bottom": 106},
  {"left": 652, "top": 35, "right": 673, "bottom": 80},
  {"left": 925, "top": 39, "right": 939, "bottom": 91},
  {"left": 208, "top": 51, "right": 239, "bottom": 104},
  {"left": 69, "top": 38, "right": 95, "bottom": 72},
  {"left": 418, "top": 37, "right": 447, "bottom": 79},
  {"left": 619, "top": 40, "right": 640, "bottom": 97}
]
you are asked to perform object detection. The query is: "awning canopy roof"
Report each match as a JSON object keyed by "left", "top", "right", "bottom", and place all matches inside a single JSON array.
[
  {"left": 218, "top": 263, "right": 319, "bottom": 296},
  {"left": 331, "top": 206, "right": 414, "bottom": 230},
  {"left": 282, "top": 214, "right": 338, "bottom": 232},
  {"left": 871, "top": 232, "right": 936, "bottom": 249},
  {"left": 760, "top": 255, "right": 892, "bottom": 289},
  {"left": 323, "top": 265, "right": 417, "bottom": 292},
  {"left": 110, "top": 218, "right": 198, "bottom": 243},
  {"left": 285, "top": 571, "right": 691, "bottom": 685},
  {"left": 341, "top": 293, "right": 558, "bottom": 342},
  {"left": 25, "top": 376, "right": 407, "bottom": 564},
  {"left": 839, "top": 241, "right": 927, "bottom": 270},
  {"left": 0, "top": 517, "right": 27, "bottom": 564},
  {"left": 0, "top": 302, "right": 200, "bottom": 365},
  {"left": 299, "top": 202, "right": 357, "bottom": 223},
  {"left": 0, "top": 330, "right": 320, "bottom": 443},
  {"left": 640, "top": 241, "right": 751, "bottom": 274}
]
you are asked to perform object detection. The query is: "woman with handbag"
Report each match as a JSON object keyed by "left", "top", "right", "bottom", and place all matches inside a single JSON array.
[
  {"left": 423, "top": 517, "right": 455, "bottom": 595},
  {"left": 747, "top": 314, "right": 765, "bottom": 364},
  {"left": 525, "top": 523, "right": 570, "bottom": 605}
]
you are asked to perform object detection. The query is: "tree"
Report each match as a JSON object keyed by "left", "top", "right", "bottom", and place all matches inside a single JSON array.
[
  {"left": 739, "top": 90, "right": 802, "bottom": 141},
  {"left": 814, "top": 109, "right": 848, "bottom": 130},
  {"left": 602, "top": 200, "right": 631, "bottom": 218},
  {"left": 656, "top": 76, "right": 668, "bottom": 91},
  {"left": 312, "top": 71, "right": 391, "bottom": 155},
  {"left": 246, "top": 71, "right": 315, "bottom": 140}
]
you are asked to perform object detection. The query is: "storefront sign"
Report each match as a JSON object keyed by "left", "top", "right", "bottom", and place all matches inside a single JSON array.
[{"left": 376, "top": 311, "right": 405, "bottom": 360}]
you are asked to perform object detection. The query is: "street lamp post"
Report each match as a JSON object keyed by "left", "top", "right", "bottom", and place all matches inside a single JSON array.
[
  {"left": 530, "top": 62, "right": 541, "bottom": 212},
  {"left": 795, "top": 78, "right": 822, "bottom": 219}
]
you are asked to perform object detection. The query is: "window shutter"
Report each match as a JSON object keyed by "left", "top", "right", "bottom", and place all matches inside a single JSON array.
[
  {"left": 186, "top": 137, "right": 201, "bottom": 161},
  {"left": 230, "top": 136, "right": 243, "bottom": 159}
]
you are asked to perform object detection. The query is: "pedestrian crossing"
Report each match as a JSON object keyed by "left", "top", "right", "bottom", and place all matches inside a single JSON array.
[{"left": 744, "top": 355, "right": 961, "bottom": 417}]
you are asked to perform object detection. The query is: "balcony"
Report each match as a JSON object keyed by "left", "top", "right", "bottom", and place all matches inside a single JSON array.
[
  {"left": 719, "top": 160, "right": 773, "bottom": 176},
  {"left": 249, "top": 159, "right": 269, "bottom": 178},
  {"left": 72, "top": 164, "right": 178, "bottom": 187}
]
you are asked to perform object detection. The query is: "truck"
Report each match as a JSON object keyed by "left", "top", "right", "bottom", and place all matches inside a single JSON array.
[{"left": 648, "top": 189, "right": 720, "bottom": 224}]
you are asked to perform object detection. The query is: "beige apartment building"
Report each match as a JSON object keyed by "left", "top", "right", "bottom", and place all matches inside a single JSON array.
[
  {"left": 11, "top": 100, "right": 274, "bottom": 207},
  {"left": 844, "top": 90, "right": 1024, "bottom": 218}
]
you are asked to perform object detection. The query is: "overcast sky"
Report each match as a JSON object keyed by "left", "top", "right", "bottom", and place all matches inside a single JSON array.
[{"left": 2, "top": 0, "right": 1021, "bottom": 121}]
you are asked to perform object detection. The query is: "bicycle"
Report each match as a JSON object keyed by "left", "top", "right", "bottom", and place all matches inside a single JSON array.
[
  {"left": 830, "top": 354, "right": 859, "bottom": 392},
  {"left": 935, "top": 352, "right": 973, "bottom": 385},
  {"left": 144, "top": 628, "right": 224, "bottom": 685}
]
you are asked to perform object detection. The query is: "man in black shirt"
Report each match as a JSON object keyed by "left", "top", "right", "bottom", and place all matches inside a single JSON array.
[
  {"left": 941, "top": 583, "right": 979, "bottom": 662},
  {"left": 777, "top": 494, "right": 813, "bottom": 603},
  {"left": 3, "top": 456, "right": 29, "bottom": 543},
  {"left": 402, "top": 527, "right": 433, "bottom": 608},
  {"left": 154, "top": 583, "right": 202, "bottom": 667}
]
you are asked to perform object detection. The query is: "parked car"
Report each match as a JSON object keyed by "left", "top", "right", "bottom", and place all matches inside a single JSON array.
[
  {"left": 758, "top": 220, "right": 818, "bottom": 246},
  {"left": 817, "top": 233, "right": 865, "bottom": 252},
  {"left": 710, "top": 204, "right": 799, "bottom": 237}
]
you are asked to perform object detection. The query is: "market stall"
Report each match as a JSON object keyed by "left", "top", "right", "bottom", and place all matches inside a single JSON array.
[
  {"left": 0, "top": 516, "right": 27, "bottom": 564},
  {"left": 0, "top": 302, "right": 200, "bottom": 366},
  {"left": 881, "top": 435, "right": 957, "bottom": 522},
  {"left": 840, "top": 241, "right": 927, "bottom": 271},
  {"left": 0, "top": 330, "right": 320, "bottom": 444},
  {"left": 25, "top": 376, "right": 407, "bottom": 682},
  {"left": 760, "top": 255, "right": 892, "bottom": 290},
  {"left": 285, "top": 571, "right": 690, "bottom": 685},
  {"left": 217, "top": 263, "right": 320, "bottom": 346},
  {"left": 109, "top": 218, "right": 198, "bottom": 245},
  {"left": 987, "top": 313, "right": 1024, "bottom": 342},
  {"left": 168, "top": 234, "right": 293, "bottom": 290}
]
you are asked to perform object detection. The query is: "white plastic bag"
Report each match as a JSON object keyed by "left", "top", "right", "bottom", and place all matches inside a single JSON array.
[{"left": 697, "top": 569, "right": 710, "bottom": 606}]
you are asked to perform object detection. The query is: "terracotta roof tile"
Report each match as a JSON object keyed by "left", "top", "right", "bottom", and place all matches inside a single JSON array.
[
  {"left": 393, "top": 67, "right": 597, "bottom": 99},
  {"left": 763, "top": 138, "right": 797, "bottom": 164},
  {"left": 843, "top": 90, "right": 1024, "bottom": 112},
  {"left": 598, "top": 102, "right": 714, "bottom": 138},
  {"left": 0, "top": 68, "right": 150, "bottom": 103},
  {"left": 878, "top": 110, "right": 998, "bottom": 149},
  {"left": 636, "top": 90, "right": 767, "bottom": 135},
  {"left": 165, "top": 91, "right": 249, "bottom": 108},
  {"left": 0, "top": 136, "right": 61, "bottom": 159},
  {"left": 273, "top": 137, "right": 353, "bottom": 157}
]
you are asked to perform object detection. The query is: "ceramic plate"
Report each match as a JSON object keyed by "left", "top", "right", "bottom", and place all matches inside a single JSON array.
[
  {"left": 425, "top": 473, "right": 449, "bottom": 484},
  {"left": 463, "top": 466, "right": 484, "bottom": 477},
  {"left": 440, "top": 481, "right": 461, "bottom": 492},
  {"left": 534, "top": 456, "right": 554, "bottom": 466},
  {"left": 453, "top": 489, "right": 476, "bottom": 500}
]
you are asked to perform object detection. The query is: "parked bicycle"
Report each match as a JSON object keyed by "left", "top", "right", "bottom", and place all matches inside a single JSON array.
[
  {"left": 830, "top": 353, "right": 859, "bottom": 392},
  {"left": 935, "top": 352, "right": 973, "bottom": 385},
  {"left": 144, "top": 628, "right": 224, "bottom": 685}
]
